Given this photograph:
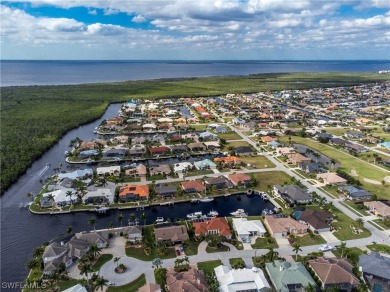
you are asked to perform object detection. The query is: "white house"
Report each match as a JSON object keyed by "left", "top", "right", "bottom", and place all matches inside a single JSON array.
[
  {"left": 41, "top": 188, "right": 77, "bottom": 207},
  {"left": 232, "top": 218, "right": 267, "bottom": 241},
  {"left": 173, "top": 162, "right": 193, "bottom": 174},
  {"left": 83, "top": 189, "right": 114, "bottom": 204},
  {"left": 63, "top": 284, "right": 87, "bottom": 292},
  {"left": 214, "top": 265, "right": 271, "bottom": 292},
  {"left": 96, "top": 166, "right": 121, "bottom": 176}
]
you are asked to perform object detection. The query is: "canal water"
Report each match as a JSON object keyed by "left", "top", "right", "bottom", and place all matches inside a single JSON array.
[{"left": 0, "top": 103, "right": 272, "bottom": 285}]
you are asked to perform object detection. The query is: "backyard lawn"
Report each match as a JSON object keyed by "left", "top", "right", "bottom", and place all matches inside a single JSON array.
[
  {"left": 240, "top": 156, "right": 276, "bottom": 168},
  {"left": 229, "top": 258, "right": 246, "bottom": 269},
  {"left": 107, "top": 274, "right": 146, "bottom": 292},
  {"left": 226, "top": 141, "right": 253, "bottom": 148},
  {"left": 197, "top": 260, "right": 223, "bottom": 276}
]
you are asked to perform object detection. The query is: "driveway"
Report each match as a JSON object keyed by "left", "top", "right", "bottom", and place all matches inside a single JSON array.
[
  {"left": 320, "top": 231, "right": 340, "bottom": 243},
  {"left": 275, "top": 237, "right": 290, "bottom": 248},
  {"left": 102, "top": 234, "right": 126, "bottom": 257}
]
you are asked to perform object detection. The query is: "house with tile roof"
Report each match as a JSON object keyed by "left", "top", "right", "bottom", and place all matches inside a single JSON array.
[
  {"left": 138, "top": 283, "right": 161, "bottom": 292},
  {"left": 274, "top": 185, "right": 312, "bottom": 205},
  {"left": 204, "top": 176, "right": 234, "bottom": 189},
  {"left": 308, "top": 257, "right": 359, "bottom": 291},
  {"left": 316, "top": 172, "right": 347, "bottom": 185},
  {"left": 181, "top": 180, "right": 206, "bottom": 194},
  {"left": 193, "top": 217, "right": 232, "bottom": 239},
  {"left": 149, "top": 164, "right": 171, "bottom": 176},
  {"left": 286, "top": 153, "right": 311, "bottom": 165},
  {"left": 363, "top": 201, "right": 390, "bottom": 219},
  {"left": 154, "top": 225, "right": 189, "bottom": 245},
  {"left": 265, "top": 260, "right": 316, "bottom": 292},
  {"left": 232, "top": 218, "right": 267, "bottom": 241},
  {"left": 149, "top": 146, "right": 171, "bottom": 155},
  {"left": 264, "top": 215, "right": 308, "bottom": 238},
  {"left": 214, "top": 156, "right": 241, "bottom": 167},
  {"left": 119, "top": 184, "right": 149, "bottom": 201},
  {"left": 359, "top": 253, "right": 390, "bottom": 292},
  {"left": 295, "top": 208, "right": 333, "bottom": 233},
  {"left": 261, "top": 136, "right": 277, "bottom": 143},
  {"left": 227, "top": 173, "right": 252, "bottom": 187},
  {"left": 166, "top": 266, "right": 208, "bottom": 292}
]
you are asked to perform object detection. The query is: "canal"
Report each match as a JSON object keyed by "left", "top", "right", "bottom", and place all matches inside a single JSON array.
[{"left": 0, "top": 103, "right": 272, "bottom": 286}]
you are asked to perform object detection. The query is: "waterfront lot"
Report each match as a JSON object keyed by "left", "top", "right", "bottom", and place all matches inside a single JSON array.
[{"left": 240, "top": 156, "right": 276, "bottom": 168}]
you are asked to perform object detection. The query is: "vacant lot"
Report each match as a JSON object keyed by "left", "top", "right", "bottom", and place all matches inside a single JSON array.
[{"left": 240, "top": 156, "right": 276, "bottom": 168}]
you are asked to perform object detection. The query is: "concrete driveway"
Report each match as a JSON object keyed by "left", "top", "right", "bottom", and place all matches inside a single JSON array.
[
  {"left": 275, "top": 237, "right": 290, "bottom": 248},
  {"left": 320, "top": 231, "right": 340, "bottom": 244}
]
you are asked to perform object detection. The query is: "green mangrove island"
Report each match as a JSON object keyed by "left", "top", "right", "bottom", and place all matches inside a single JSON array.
[{"left": 1, "top": 72, "right": 389, "bottom": 194}]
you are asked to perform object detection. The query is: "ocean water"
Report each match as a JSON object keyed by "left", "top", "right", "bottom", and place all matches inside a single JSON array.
[{"left": 1, "top": 60, "right": 389, "bottom": 86}]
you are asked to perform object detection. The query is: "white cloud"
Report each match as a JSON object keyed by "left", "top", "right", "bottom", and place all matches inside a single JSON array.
[
  {"left": 132, "top": 15, "right": 147, "bottom": 23},
  {"left": 88, "top": 9, "right": 97, "bottom": 15}
]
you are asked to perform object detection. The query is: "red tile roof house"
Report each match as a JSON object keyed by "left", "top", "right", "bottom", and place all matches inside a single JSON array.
[
  {"left": 149, "top": 146, "right": 171, "bottom": 156},
  {"left": 308, "top": 257, "right": 360, "bottom": 291},
  {"left": 181, "top": 180, "right": 206, "bottom": 194},
  {"left": 166, "top": 266, "right": 208, "bottom": 292},
  {"left": 193, "top": 217, "right": 232, "bottom": 239},
  {"left": 227, "top": 173, "right": 252, "bottom": 187}
]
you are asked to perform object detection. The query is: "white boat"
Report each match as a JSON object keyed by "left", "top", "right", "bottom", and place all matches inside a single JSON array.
[
  {"left": 95, "top": 206, "right": 109, "bottom": 213},
  {"left": 187, "top": 211, "right": 203, "bottom": 219},
  {"left": 246, "top": 189, "right": 253, "bottom": 195},
  {"left": 160, "top": 201, "right": 174, "bottom": 206},
  {"left": 191, "top": 199, "right": 200, "bottom": 203},
  {"left": 208, "top": 210, "right": 219, "bottom": 217},
  {"left": 167, "top": 130, "right": 176, "bottom": 134},
  {"left": 230, "top": 209, "right": 248, "bottom": 217},
  {"left": 19, "top": 202, "right": 24, "bottom": 208},
  {"left": 155, "top": 217, "right": 164, "bottom": 223},
  {"left": 199, "top": 197, "right": 214, "bottom": 203},
  {"left": 86, "top": 159, "right": 94, "bottom": 165}
]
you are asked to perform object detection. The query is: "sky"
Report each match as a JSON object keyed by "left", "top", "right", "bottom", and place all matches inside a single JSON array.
[{"left": 1, "top": 0, "right": 390, "bottom": 60}]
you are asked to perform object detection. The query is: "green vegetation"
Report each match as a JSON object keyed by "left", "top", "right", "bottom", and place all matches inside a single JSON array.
[
  {"left": 229, "top": 258, "right": 246, "bottom": 269},
  {"left": 240, "top": 156, "right": 276, "bottom": 168},
  {"left": 251, "top": 171, "right": 291, "bottom": 192},
  {"left": 91, "top": 254, "right": 113, "bottom": 272},
  {"left": 197, "top": 260, "right": 223, "bottom": 276},
  {"left": 2, "top": 72, "right": 389, "bottom": 194},
  {"left": 58, "top": 279, "right": 80, "bottom": 291},
  {"left": 183, "top": 240, "right": 201, "bottom": 256},
  {"left": 371, "top": 219, "right": 390, "bottom": 230},
  {"left": 366, "top": 243, "right": 390, "bottom": 254},
  {"left": 107, "top": 274, "right": 146, "bottom": 292},
  {"left": 289, "top": 233, "right": 326, "bottom": 246},
  {"left": 226, "top": 141, "right": 252, "bottom": 148},
  {"left": 332, "top": 247, "right": 364, "bottom": 265},
  {"left": 206, "top": 245, "right": 230, "bottom": 253},
  {"left": 251, "top": 237, "right": 278, "bottom": 249},
  {"left": 216, "top": 132, "right": 242, "bottom": 140}
]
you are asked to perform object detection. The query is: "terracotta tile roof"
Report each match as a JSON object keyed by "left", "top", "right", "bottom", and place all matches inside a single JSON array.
[
  {"left": 261, "top": 136, "right": 277, "bottom": 143},
  {"left": 193, "top": 217, "right": 232, "bottom": 237},
  {"left": 227, "top": 173, "right": 251, "bottom": 185},
  {"left": 264, "top": 215, "right": 307, "bottom": 234},
  {"left": 119, "top": 184, "right": 149, "bottom": 198},
  {"left": 181, "top": 180, "right": 206, "bottom": 192},
  {"left": 166, "top": 267, "right": 208, "bottom": 292},
  {"left": 149, "top": 146, "right": 170, "bottom": 153},
  {"left": 214, "top": 156, "right": 241, "bottom": 164}
]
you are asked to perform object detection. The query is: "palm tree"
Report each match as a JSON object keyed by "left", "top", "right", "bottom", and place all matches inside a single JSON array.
[
  {"left": 152, "top": 258, "right": 163, "bottom": 268},
  {"left": 117, "top": 213, "right": 124, "bottom": 227},
  {"left": 183, "top": 256, "right": 190, "bottom": 265},
  {"left": 357, "top": 282, "right": 369, "bottom": 292},
  {"left": 47, "top": 194, "right": 55, "bottom": 208},
  {"left": 292, "top": 244, "right": 302, "bottom": 260},
  {"left": 66, "top": 226, "right": 73, "bottom": 235},
  {"left": 26, "top": 258, "right": 39, "bottom": 270},
  {"left": 113, "top": 256, "right": 121, "bottom": 268},
  {"left": 94, "top": 276, "right": 109, "bottom": 291},
  {"left": 266, "top": 247, "right": 279, "bottom": 262},
  {"left": 129, "top": 213, "right": 136, "bottom": 225},
  {"left": 355, "top": 218, "right": 364, "bottom": 229},
  {"left": 48, "top": 270, "right": 60, "bottom": 290},
  {"left": 33, "top": 246, "right": 44, "bottom": 258},
  {"left": 79, "top": 263, "right": 93, "bottom": 284},
  {"left": 88, "top": 217, "right": 97, "bottom": 231},
  {"left": 107, "top": 221, "right": 114, "bottom": 230},
  {"left": 339, "top": 241, "right": 347, "bottom": 258},
  {"left": 304, "top": 282, "right": 316, "bottom": 292},
  {"left": 89, "top": 244, "right": 101, "bottom": 260},
  {"left": 66, "top": 190, "right": 74, "bottom": 208}
]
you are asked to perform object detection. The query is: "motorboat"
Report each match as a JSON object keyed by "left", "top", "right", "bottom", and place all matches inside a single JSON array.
[
  {"left": 187, "top": 211, "right": 203, "bottom": 219},
  {"left": 191, "top": 199, "right": 199, "bottom": 203},
  {"left": 230, "top": 209, "right": 248, "bottom": 217},
  {"left": 95, "top": 206, "right": 109, "bottom": 213},
  {"left": 262, "top": 194, "right": 269, "bottom": 201},
  {"left": 199, "top": 197, "right": 214, "bottom": 203},
  {"left": 208, "top": 210, "right": 219, "bottom": 217},
  {"left": 246, "top": 189, "right": 253, "bottom": 195},
  {"left": 155, "top": 217, "right": 164, "bottom": 223}
]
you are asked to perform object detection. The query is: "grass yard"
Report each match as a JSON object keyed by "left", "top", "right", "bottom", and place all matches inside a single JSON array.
[
  {"left": 332, "top": 247, "right": 364, "bottom": 265},
  {"left": 280, "top": 136, "right": 390, "bottom": 199},
  {"left": 191, "top": 124, "right": 208, "bottom": 131},
  {"left": 107, "top": 274, "right": 146, "bottom": 292},
  {"left": 229, "top": 258, "right": 246, "bottom": 269},
  {"left": 308, "top": 205, "right": 371, "bottom": 240},
  {"left": 250, "top": 171, "right": 292, "bottom": 192},
  {"left": 183, "top": 240, "right": 201, "bottom": 256},
  {"left": 58, "top": 279, "right": 80, "bottom": 291},
  {"left": 290, "top": 233, "right": 326, "bottom": 246},
  {"left": 91, "top": 254, "right": 113, "bottom": 272},
  {"left": 366, "top": 244, "right": 390, "bottom": 255},
  {"left": 206, "top": 245, "right": 230, "bottom": 253},
  {"left": 197, "top": 260, "right": 223, "bottom": 276},
  {"left": 226, "top": 141, "right": 253, "bottom": 148},
  {"left": 372, "top": 219, "right": 390, "bottom": 230},
  {"left": 342, "top": 201, "right": 369, "bottom": 216},
  {"left": 217, "top": 132, "right": 242, "bottom": 140},
  {"left": 251, "top": 237, "right": 279, "bottom": 249},
  {"left": 240, "top": 156, "right": 276, "bottom": 168}
]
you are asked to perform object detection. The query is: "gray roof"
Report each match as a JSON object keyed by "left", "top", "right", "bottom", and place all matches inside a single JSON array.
[
  {"left": 156, "top": 184, "right": 177, "bottom": 194},
  {"left": 74, "top": 231, "right": 108, "bottom": 244},
  {"left": 359, "top": 253, "right": 390, "bottom": 280},
  {"left": 275, "top": 185, "right": 312, "bottom": 202},
  {"left": 42, "top": 242, "right": 68, "bottom": 260}
]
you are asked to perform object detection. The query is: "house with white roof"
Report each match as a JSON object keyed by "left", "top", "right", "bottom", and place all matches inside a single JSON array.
[
  {"left": 83, "top": 189, "right": 114, "bottom": 204},
  {"left": 214, "top": 265, "right": 271, "bottom": 292},
  {"left": 194, "top": 159, "right": 217, "bottom": 170},
  {"left": 40, "top": 188, "right": 77, "bottom": 208},
  {"left": 173, "top": 162, "right": 193, "bottom": 174},
  {"left": 232, "top": 218, "right": 267, "bottom": 241},
  {"left": 96, "top": 166, "right": 121, "bottom": 176},
  {"left": 58, "top": 169, "right": 93, "bottom": 180}
]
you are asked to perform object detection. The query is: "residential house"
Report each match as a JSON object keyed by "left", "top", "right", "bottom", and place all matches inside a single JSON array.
[
  {"left": 78, "top": 150, "right": 99, "bottom": 159},
  {"left": 42, "top": 242, "right": 73, "bottom": 275},
  {"left": 74, "top": 231, "right": 108, "bottom": 249},
  {"left": 187, "top": 142, "right": 207, "bottom": 152},
  {"left": 204, "top": 176, "right": 234, "bottom": 189},
  {"left": 63, "top": 284, "right": 87, "bottom": 292},
  {"left": 123, "top": 226, "right": 142, "bottom": 242},
  {"left": 317, "top": 172, "right": 347, "bottom": 185},
  {"left": 193, "top": 217, "right": 232, "bottom": 239},
  {"left": 267, "top": 141, "right": 281, "bottom": 149},
  {"left": 149, "top": 146, "right": 170, "bottom": 156},
  {"left": 308, "top": 257, "right": 360, "bottom": 291},
  {"left": 338, "top": 185, "right": 372, "bottom": 200},
  {"left": 58, "top": 169, "right": 93, "bottom": 180},
  {"left": 214, "top": 156, "right": 241, "bottom": 167},
  {"left": 294, "top": 208, "right": 333, "bottom": 232},
  {"left": 204, "top": 141, "right": 220, "bottom": 150},
  {"left": 345, "top": 143, "right": 368, "bottom": 153},
  {"left": 214, "top": 265, "right": 271, "bottom": 292},
  {"left": 359, "top": 253, "right": 390, "bottom": 292},
  {"left": 119, "top": 184, "right": 149, "bottom": 201},
  {"left": 274, "top": 185, "right": 312, "bottom": 205},
  {"left": 149, "top": 165, "right": 171, "bottom": 177},
  {"left": 363, "top": 201, "right": 390, "bottom": 219},
  {"left": 155, "top": 183, "right": 177, "bottom": 197},
  {"left": 299, "top": 162, "right": 324, "bottom": 174},
  {"left": 345, "top": 132, "right": 365, "bottom": 139},
  {"left": 361, "top": 136, "right": 380, "bottom": 144},
  {"left": 199, "top": 131, "right": 218, "bottom": 140},
  {"left": 233, "top": 146, "right": 255, "bottom": 156},
  {"left": 181, "top": 180, "right": 206, "bottom": 194},
  {"left": 132, "top": 137, "right": 146, "bottom": 144},
  {"left": 103, "top": 148, "right": 127, "bottom": 158},
  {"left": 40, "top": 188, "right": 77, "bottom": 208},
  {"left": 265, "top": 260, "right": 316, "bottom": 292},
  {"left": 129, "top": 144, "right": 147, "bottom": 156},
  {"left": 83, "top": 189, "right": 114, "bottom": 205},
  {"left": 264, "top": 215, "right": 308, "bottom": 238},
  {"left": 194, "top": 159, "right": 217, "bottom": 170},
  {"left": 330, "top": 138, "right": 349, "bottom": 146},
  {"left": 168, "top": 144, "right": 187, "bottom": 153},
  {"left": 166, "top": 267, "right": 208, "bottom": 292},
  {"left": 227, "top": 173, "right": 252, "bottom": 187},
  {"left": 232, "top": 218, "right": 267, "bottom": 241},
  {"left": 138, "top": 283, "right": 161, "bottom": 292},
  {"left": 96, "top": 166, "right": 121, "bottom": 177},
  {"left": 232, "top": 118, "right": 246, "bottom": 125},
  {"left": 154, "top": 225, "right": 189, "bottom": 245},
  {"left": 173, "top": 162, "right": 193, "bottom": 174},
  {"left": 276, "top": 147, "right": 295, "bottom": 155},
  {"left": 261, "top": 136, "right": 277, "bottom": 143},
  {"left": 315, "top": 132, "right": 333, "bottom": 140},
  {"left": 286, "top": 153, "right": 311, "bottom": 165},
  {"left": 125, "top": 164, "right": 147, "bottom": 179}
]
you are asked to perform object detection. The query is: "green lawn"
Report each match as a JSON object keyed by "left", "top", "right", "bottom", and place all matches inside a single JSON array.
[
  {"left": 191, "top": 124, "right": 208, "bottom": 130},
  {"left": 366, "top": 244, "right": 390, "bottom": 255},
  {"left": 206, "top": 245, "right": 230, "bottom": 253},
  {"left": 371, "top": 219, "right": 390, "bottom": 230},
  {"left": 107, "top": 274, "right": 146, "bottom": 292},
  {"left": 251, "top": 237, "right": 279, "bottom": 249},
  {"left": 342, "top": 201, "right": 369, "bottom": 216},
  {"left": 229, "top": 258, "right": 246, "bottom": 269},
  {"left": 91, "top": 254, "right": 113, "bottom": 272},
  {"left": 217, "top": 132, "right": 242, "bottom": 140},
  {"left": 240, "top": 156, "right": 276, "bottom": 168},
  {"left": 226, "top": 141, "right": 253, "bottom": 148},
  {"left": 332, "top": 247, "right": 364, "bottom": 265},
  {"left": 59, "top": 279, "right": 80, "bottom": 291},
  {"left": 280, "top": 136, "right": 390, "bottom": 199},
  {"left": 197, "top": 260, "right": 223, "bottom": 276},
  {"left": 183, "top": 240, "right": 201, "bottom": 256},
  {"left": 250, "top": 171, "right": 292, "bottom": 192},
  {"left": 291, "top": 233, "right": 326, "bottom": 247}
]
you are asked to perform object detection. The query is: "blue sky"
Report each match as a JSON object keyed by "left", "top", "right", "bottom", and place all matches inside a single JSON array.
[{"left": 1, "top": 0, "right": 390, "bottom": 60}]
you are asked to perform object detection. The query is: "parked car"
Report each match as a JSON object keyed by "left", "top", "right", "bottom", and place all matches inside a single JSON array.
[{"left": 319, "top": 245, "right": 334, "bottom": 252}]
